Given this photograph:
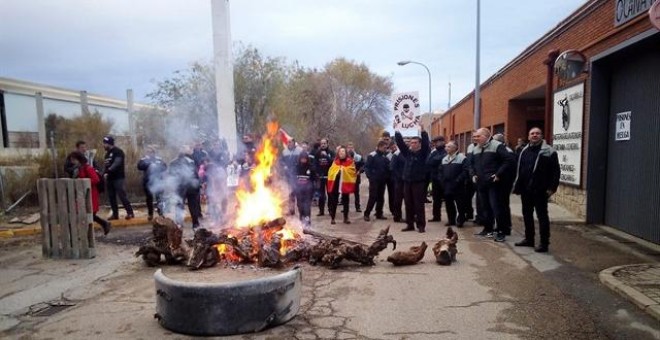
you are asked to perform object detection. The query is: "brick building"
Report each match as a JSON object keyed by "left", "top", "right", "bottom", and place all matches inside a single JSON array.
[{"left": 432, "top": 0, "right": 660, "bottom": 243}]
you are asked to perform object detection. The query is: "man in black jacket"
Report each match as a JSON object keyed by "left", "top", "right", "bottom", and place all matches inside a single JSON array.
[
  {"left": 426, "top": 136, "right": 447, "bottom": 222},
  {"left": 137, "top": 145, "right": 167, "bottom": 220},
  {"left": 389, "top": 142, "right": 405, "bottom": 223},
  {"left": 469, "top": 128, "right": 515, "bottom": 242},
  {"left": 395, "top": 128, "right": 431, "bottom": 233},
  {"left": 314, "top": 138, "right": 334, "bottom": 216},
  {"left": 513, "top": 127, "right": 560, "bottom": 253},
  {"left": 347, "top": 142, "right": 364, "bottom": 213},
  {"left": 169, "top": 146, "right": 201, "bottom": 229},
  {"left": 102, "top": 136, "right": 134, "bottom": 220},
  {"left": 363, "top": 140, "right": 390, "bottom": 221},
  {"left": 441, "top": 141, "right": 469, "bottom": 227}
]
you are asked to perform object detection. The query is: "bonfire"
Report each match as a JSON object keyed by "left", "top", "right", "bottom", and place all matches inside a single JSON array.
[{"left": 136, "top": 122, "right": 396, "bottom": 269}]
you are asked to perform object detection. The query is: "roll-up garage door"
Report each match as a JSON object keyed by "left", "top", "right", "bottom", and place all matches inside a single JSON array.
[{"left": 605, "top": 40, "right": 660, "bottom": 243}]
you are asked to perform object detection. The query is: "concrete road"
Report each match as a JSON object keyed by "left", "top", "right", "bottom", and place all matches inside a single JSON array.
[{"left": 1, "top": 192, "right": 660, "bottom": 339}]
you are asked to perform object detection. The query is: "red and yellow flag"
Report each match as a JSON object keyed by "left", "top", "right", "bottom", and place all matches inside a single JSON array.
[{"left": 327, "top": 158, "right": 357, "bottom": 194}]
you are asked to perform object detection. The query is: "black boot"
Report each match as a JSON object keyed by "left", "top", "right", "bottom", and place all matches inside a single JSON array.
[{"left": 103, "top": 221, "right": 112, "bottom": 236}]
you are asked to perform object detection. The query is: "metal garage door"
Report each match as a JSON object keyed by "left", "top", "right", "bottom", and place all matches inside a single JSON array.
[{"left": 605, "top": 41, "right": 660, "bottom": 243}]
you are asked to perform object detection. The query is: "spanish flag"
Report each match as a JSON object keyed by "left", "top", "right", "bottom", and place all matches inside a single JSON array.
[{"left": 327, "top": 158, "right": 357, "bottom": 194}]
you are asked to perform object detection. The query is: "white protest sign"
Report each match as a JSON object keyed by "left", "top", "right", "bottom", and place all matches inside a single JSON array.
[{"left": 392, "top": 91, "right": 421, "bottom": 137}]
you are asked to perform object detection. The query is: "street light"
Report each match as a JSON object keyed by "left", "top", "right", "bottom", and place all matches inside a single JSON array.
[{"left": 397, "top": 60, "right": 432, "bottom": 115}]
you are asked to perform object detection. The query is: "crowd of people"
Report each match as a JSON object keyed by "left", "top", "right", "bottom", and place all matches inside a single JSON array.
[
  {"left": 281, "top": 125, "right": 560, "bottom": 253},
  {"left": 64, "top": 136, "right": 239, "bottom": 236},
  {"left": 65, "top": 126, "right": 559, "bottom": 253}
]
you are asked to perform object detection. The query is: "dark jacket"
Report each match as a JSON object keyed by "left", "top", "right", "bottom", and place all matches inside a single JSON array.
[
  {"left": 191, "top": 148, "right": 208, "bottom": 168},
  {"left": 441, "top": 153, "right": 468, "bottom": 195},
  {"left": 137, "top": 155, "right": 167, "bottom": 185},
  {"left": 390, "top": 150, "right": 405, "bottom": 181},
  {"left": 468, "top": 139, "right": 515, "bottom": 188},
  {"left": 395, "top": 131, "right": 431, "bottom": 183},
  {"left": 364, "top": 150, "right": 390, "bottom": 182},
  {"left": 281, "top": 146, "right": 303, "bottom": 184},
  {"left": 512, "top": 141, "right": 560, "bottom": 195},
  {"left": 169, "top": 154, "right": 200, "bottom": 193},
  {"left": 426, "top": 147, "right": 448, "bottom": 181},
  {"left": 314, "top": 148, "right": 334, "bottom": 177},
  {"left": 295, "top": 159, "right": 317, "bottom": 193},
  {"left": 208, "top": 148, "right": 230, "bottom": 167},
  {"left": 103, "top": 146, "right": 126, "bottom": 181}
]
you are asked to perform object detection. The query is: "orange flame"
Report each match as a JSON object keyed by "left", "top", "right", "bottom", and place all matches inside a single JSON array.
[{"left": 234, "top": 122, "right": 285, "bottom": 227}]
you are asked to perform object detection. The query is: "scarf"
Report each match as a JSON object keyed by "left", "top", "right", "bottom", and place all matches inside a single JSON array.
[{"left": 327, "top": 157, "right": 357, "bottom": 194}]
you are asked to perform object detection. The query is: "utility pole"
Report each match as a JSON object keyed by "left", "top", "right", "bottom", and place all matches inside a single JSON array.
[{"left": 473, "top": 0, "right": 481, "bottom": 130}]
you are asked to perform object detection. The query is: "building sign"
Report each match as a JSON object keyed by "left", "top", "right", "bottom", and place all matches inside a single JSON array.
[
  {"left": 392, "top": 91, "right": 421, "bottom": 137},
  {"left": 553, "top": 83, "right": 584, "bottom": 186},
  {"left": 615, "top": 111, "right": 632, "bottom": 141},
  {"left": 614, "top": 0, "right": 658, "bottom": 26}
]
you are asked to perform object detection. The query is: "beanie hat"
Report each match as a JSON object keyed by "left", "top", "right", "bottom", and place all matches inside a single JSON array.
[{"left": 103, "top": 136, "right": 115, "bottom": 145}]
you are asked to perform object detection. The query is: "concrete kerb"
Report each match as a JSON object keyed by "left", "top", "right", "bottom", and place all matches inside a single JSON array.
[
  {"left": 0, "top": 215, "right": 172, "bottom": 239},
  {"left": 599, "top": 265, "right": 660, "bottom": 321}
]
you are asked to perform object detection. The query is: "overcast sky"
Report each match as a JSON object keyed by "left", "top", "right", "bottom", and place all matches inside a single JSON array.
[{"left": 0, "top": 0, "right": 585, "bottom": 111}]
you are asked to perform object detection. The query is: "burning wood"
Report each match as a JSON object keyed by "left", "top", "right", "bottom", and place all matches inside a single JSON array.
[
  {"left": 432, "top": 227, "right": 458, "bottom": 265},
  {"left": 187, "top": 228, "right": 221, "bottom": 270},
  {"left": 135, "top": 216, "right": 189, "bottom": 266},
  {"left": 387, "top": 241, "right": 427, "bottom": 266},
  {"left": 136, "top": 216, "right": 308, "bottom": 269},
  {"left": 307, "top": 226, "right": 397, "bottom": 268}
]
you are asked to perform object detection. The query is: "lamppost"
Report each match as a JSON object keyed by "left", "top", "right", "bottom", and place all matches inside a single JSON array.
[{"left": 397, "top": 60, "right": 432, "bottom": 115}]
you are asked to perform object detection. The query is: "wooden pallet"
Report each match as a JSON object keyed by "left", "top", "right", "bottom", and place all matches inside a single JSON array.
[{"left": 37, "top": 178, "right": 95, "bottom": 259}]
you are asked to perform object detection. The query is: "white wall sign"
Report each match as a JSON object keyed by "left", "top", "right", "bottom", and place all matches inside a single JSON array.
[
  {"left": 553, "top": 83, "right": 584, "bottom": 186},
  {"left": 392, "top": 91, "right": 421, "bottom": 137},
  {"left": 615, "top": 111, "right": 631, "bottom": 141}
]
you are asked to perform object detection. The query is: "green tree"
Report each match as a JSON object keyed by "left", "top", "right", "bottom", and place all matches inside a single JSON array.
[
  {"left": 45, "top": 110, "right": 113, "bottom": 150},
  {"left": 276, "top": 58, "right": 392, "bottom": 151},
  {"left": 233, "top": 44, "right": 298, "bottom": 136}
]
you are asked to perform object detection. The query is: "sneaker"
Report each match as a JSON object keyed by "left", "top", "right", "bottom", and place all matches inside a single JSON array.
[
  {"left": 494, "top": 233, "right": 506, "bottom": 242},
  {"left": 474, "top": 230, "right": 490, "bottom": 236},
  {"left": 485, "top": 232, "right": 494, "bottom": 238}
]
